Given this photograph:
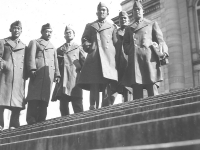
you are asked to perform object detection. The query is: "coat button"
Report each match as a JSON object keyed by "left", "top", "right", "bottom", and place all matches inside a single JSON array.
[
  {"left": 20, "top": 67, "right": 23, "bottom": 69},
  {"left": 135, "top": 44, "right": 137, "bottom": 47},
  {"left": 134, "top": 39, "right": 136, "bottom": 41},
  {"left": 22, "top": 55, "right": 24, "bottom": 57}
]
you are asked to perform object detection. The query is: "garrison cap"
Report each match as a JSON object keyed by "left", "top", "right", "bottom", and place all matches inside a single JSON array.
[
  {"left": 41, "top": 23, "right": 52, "bottom": 32},
  {"left": 119, "top": 11, "right": 128, "bottom": 17},
  {"left": 64, "top": 24, "right": 75, "bottom": 33},
  {"left": 97, "top": 2, "right": 109, "bottom": 11},
  {"left": 133, "top": 0, "right": 143, "bottom": 9},
  {"left": 10, "top": 20, "right": 22, "bottom": 30}
]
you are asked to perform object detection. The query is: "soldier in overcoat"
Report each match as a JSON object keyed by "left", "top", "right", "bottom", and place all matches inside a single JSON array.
[
  {"left": 78, "top": 2, "right": 118, "bottom": 110},
  {"left": 26, "top": 23, "right": 60, "bottom": 125},
  {"left": 122, "top": 0, "right": 169, "bottom": 100},
  {"left": 0, "top": 21, "right": 27, "bottom": 129},
  {"left": 51, "top": 25, "right": 85, "bottom": 116},
  {"left": 102, "top": 11, "right": 133, "bottom": 107}
]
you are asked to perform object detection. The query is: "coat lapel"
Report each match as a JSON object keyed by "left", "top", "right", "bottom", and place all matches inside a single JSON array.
[
  {"left": 14, "top": 41, "right": 25, "bottom": 50},
  {"left": 61, "top": 42, "right": 79, "bottom": 54},
  {"left": 90, "top": 20, "right": 112, "bottom": 32},
  {"left": 5, "top": 38, "right": 25, "bottom": 51},
  {"left": 130, "top": 22, "right": 138, "bottom": 30},
  {"left": 60, "top": 44, "right": 68, "bottom": 52},
  {"left": 36, "top": 38, "right": 54, "bottom": 50},
  {"left": 130, "top": 19, "right": 150, "bottom": 32},
  {"left": 99, "top": 20, "right": 112, "bottom": 32},
  {"left": 66, "top": 42, "right": 79, "bottom": 54},
  {"left": 70, "top": 42, "right": 79, "bottom": 51},
  {"left": 91, "top": 21, "right": 100, "bottom": 31}
]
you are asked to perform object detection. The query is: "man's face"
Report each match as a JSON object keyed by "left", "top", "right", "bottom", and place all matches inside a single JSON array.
[
  {"left": 119, "top": 16, "right": 129, "bottom": 26},
  {"left": 64, "top": 30, "right": 75, "bottom": 41},
  {"left": 97, "top": 6, "right": 108, "bottom": 20},
  {"left": 132, "top": 7, "right": 143, "bottom": 20},
  {"left": 41, "top": 29, "right": 52, "bottom": 40},
  {"left": 10, "top": 26, "right": 22, "bottom": 38}
]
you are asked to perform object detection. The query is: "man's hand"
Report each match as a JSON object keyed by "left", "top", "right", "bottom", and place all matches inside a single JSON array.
[
  {"left": 82, "top": 41, "right": 92, "bottom": 53},
  {"left": 55, "top": 77, "right": 60, "bottom": 83},
  {"left": 30, "top": 70, "right": 36, "bottom": 79}
]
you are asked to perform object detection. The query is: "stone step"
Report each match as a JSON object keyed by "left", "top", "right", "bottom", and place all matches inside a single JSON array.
[
  {"left": 92, "top": 139, "right": 200, "bottom": 150},
  {"left": 5, "top": 88, "right": 200, "bottom": 132},
  {"left": 2, "top": 93, "right": 200, "bottom": 137},
  {"left": 1, "top": 99, "right": 200, "bottom": 144},
  {"left": 1, "top": 112, "right": 200, "bottom": 150},
  {"left": 2, "top": 91, "right": 200, "bottom": 136},
  {"left": 6, "top": 87, "right": 199, "bottom": 134}
]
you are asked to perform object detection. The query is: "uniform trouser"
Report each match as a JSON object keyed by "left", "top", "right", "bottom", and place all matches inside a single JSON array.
[
  {"left": 132, "top": 84, "right": 158, "bottom": 100},
  {"left": 0, "top": 106, "right": 20, "bottom": 128},
  {"left": 59, "top": 94, "right": 83, "bottom": 116},
  {"left": 90, "top": 84, "right": 101, "bottom": 109},
  {"left": 26, "top": 100, "right": 48, "bottom": 125},
  {"left": 90, "top": 83, "right": 109, "bottom": 109},
  {"left": 101, "top": 86, "right": 132, "bottom": 107}
]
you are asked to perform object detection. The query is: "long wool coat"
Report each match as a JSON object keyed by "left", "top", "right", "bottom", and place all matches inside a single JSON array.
[
  {"left": 51, "top": 42, "right": 85, "bottom": 101},
  {"left": 115, "top": 27, "right": 129, "bottom": 82},
  {"left": 26, "top": 38, "right": 60, "bottom": 103},
  {"left": 78, "top": 20, "right": 118, "bottom": 91},
  {"left": 122, "top": 18, "right": 168, "bottom": 87},
  {"left": 0, "top": 37, "right": 27, "bottom": 108}
]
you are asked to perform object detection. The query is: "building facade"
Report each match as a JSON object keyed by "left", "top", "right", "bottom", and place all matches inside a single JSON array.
[{"left": 113, "top": 0, "right": 200, "bottom": 93}]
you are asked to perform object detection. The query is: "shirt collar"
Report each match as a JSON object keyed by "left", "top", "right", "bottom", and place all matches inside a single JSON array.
[
  {"left": 98, "top": 19, "right": 106, "bottom": 24},
  {"left": 66, "top": 41, "right": 73, "bottom": 47}
]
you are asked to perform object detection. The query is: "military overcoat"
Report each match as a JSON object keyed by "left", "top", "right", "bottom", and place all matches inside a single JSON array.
[
  {"left": 78, "top": 20, "right": 118, "bottom": 91},
  {"left": 51, "top": 42, "right": 85, "bottom": 101},
  {"left": 122, "top": 18, "right": 168, "bottom": 87},
  {"left": 26, "top": 38, "right": 60, "bottom": 103},
  {"left": 115, "top": 27, "right": 129, "bottom": 81},
  {"left": 0, "top": 37, "right": 27, "bottom": 108}
]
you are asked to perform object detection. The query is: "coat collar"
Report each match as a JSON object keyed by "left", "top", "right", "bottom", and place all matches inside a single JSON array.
[
  {"left": 36, "top": 38, "right": 54, "bottom": 50},
  {"left": 60, "top": 42, "right": 79, "bottom": 53},
  {"left": 91, "top": 20, "right": 112, "bottom": 32},
  {"left": 130, "top": 18, "right": 151, "bottom": 32},
  {"left": 4, "top": 37, "right": 25, "bottom": 51}
]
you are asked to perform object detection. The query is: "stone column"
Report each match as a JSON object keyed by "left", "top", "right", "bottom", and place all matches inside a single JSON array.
[{"left": 164, "top": 0, "right": 185, "bottom": 91}]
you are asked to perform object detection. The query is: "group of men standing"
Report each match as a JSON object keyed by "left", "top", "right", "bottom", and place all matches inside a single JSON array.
[{"left": 0, "top": 0, "right": 168, "bottom": 130}]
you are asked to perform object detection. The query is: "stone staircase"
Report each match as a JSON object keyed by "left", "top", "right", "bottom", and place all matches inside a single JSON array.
[{"left": 0, "top": 86, "right": 200, "bottom": 150}]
